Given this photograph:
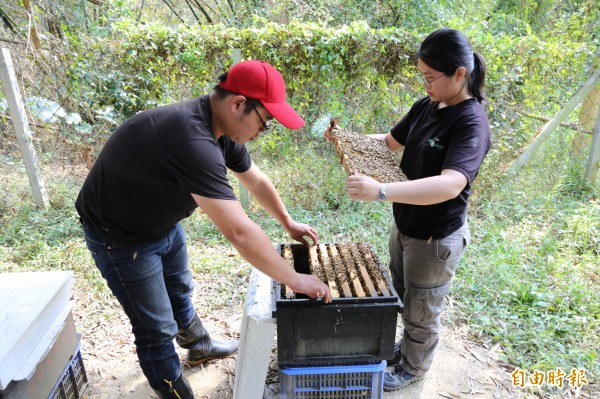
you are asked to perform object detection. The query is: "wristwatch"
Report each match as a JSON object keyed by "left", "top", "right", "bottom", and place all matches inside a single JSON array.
[{"left": 378, "top": 184, "right": 387, "bottom": 201}]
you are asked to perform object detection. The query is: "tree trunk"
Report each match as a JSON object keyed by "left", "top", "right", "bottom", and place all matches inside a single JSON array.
[
  {"left": 585, "top": 106, "right": 600, "bottom": 184},
  {"left": 572, "top": 57, "right": 600, "bottom": 157},
  {"left": 47, "top": 19, "right": 64, "bottom": 39},
  {"left": 571, "top": 86, "right": 599, "bottom": 156},
  {"left": 22, "top": 0, "right": 42, "bottom": 49},
  {"left": 138, "top": 0, "right": 146, "bottom": 21},
  {"left": 0, "top": 7, "right": 18, "bottom": 33},
  {"left": 530, "top": 0, "right": 553, "bottom": 34}
]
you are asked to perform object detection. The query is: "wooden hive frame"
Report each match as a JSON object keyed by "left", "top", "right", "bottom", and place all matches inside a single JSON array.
[
  {"left": 330, "top": 122, "right": 407, "bottom": 183},
  {"left": 280, "top": 243, "right": 394, "bottom": 299}
]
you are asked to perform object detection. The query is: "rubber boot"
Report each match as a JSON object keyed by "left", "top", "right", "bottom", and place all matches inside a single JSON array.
[
  {"left": 153, "top": 371, "right": 194, "bottom": 399},
  {"left": 176, "top": 312, "right": 239, "bottom": 366}
]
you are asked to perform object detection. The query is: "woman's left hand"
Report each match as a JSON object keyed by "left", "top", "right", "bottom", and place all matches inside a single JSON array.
[{"left": 347, "top": 174, "right": 381, "bottom": 201}]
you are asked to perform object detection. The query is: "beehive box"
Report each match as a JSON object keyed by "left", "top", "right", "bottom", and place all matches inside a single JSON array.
[
  {"left": 273, "top": 243, "right": 403, "bottom": 366},
  {"left": 330, "top": 126, "right": 407, "bottom": 183}
]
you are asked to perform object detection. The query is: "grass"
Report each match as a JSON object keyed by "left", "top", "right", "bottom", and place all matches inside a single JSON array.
[
  {"left": 458, "top": 192, "right": 599, "bottom": 372},
  {"left": 0, "top": 134, "right": 598, "bottom": 397},
  {"left": 452, "top": 131, "right": 599, "bottom": 396}
]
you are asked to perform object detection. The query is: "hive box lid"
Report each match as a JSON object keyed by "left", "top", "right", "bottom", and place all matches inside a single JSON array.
[{"left": 0, "top": 271, "right": 73, "bottom": 390}]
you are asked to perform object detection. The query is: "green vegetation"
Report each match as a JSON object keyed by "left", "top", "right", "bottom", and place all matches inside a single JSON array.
[
  {"left": 1, "top": 142, "right": 598, "bottom": 397},
  {"left": 1, "top": 0, "right": 598, "bottom": 396},
  {"left": 457, "top": 170, "right": 599, "bottom": 375}
]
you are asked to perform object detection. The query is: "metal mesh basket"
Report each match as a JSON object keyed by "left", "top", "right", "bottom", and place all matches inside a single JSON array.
[
  {"left": 280, "top": 361, "right": 385, "bottom": 399},
  {"left": 48, "top": 346, "right": 88, "bottom": 399}
]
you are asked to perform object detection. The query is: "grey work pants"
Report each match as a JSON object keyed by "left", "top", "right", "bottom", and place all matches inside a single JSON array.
[{"left": 389, "top": 220, "right": 470, "bottom": 376}]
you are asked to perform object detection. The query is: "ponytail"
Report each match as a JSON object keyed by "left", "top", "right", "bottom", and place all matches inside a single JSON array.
[{"left": 469, "top": 52, "right": 487, "bottom": 105}]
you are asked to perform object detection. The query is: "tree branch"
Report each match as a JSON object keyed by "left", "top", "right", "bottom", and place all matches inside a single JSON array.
[
  {"left": 162, "top": 0, "right": 189, "bottom": 27},
  {"left": 198, "top": 0, "right": 217, "bottom": 16},
  {"left": 0, "top": 36, "right": 24, "bottom": 45},
  {"left": 191, "top": 0, "right": 213, "bottom": 23},
  {"left": 184, "top": 0, "right": 202, "bottom": 25},
  {"left": 226, "top": 0, "right": 234, "bottom": 14},
  {"left": 508, "top": 106, "right": 593, "bottom": 134}
]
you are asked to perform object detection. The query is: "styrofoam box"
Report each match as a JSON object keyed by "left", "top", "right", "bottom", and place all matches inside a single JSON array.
[{"left": 0, "top": 272, "right": 74, "bottom": 392}]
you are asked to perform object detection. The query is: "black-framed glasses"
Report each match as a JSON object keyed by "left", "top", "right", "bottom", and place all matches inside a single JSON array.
[
  {"left": 417, "top": 73, "right": 445, "bottom": 87},
  {"left": 253, "top": 107, "right": 272, "bottom": 132}
]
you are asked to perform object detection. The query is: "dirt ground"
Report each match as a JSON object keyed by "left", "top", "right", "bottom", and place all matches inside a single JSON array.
[{"left": 71, "top": 272, "right": 536, "bottom": 399}]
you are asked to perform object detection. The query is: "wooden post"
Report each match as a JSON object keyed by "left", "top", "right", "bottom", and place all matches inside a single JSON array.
[
  {"left": 585, "top": 105, "right": 600, "bottom": 184},
  {"left": 509, "top": 68, "right": 600, "bottom": 174},
  {"left": 0, "top": 48, "right": 48, "bottom": 208}
]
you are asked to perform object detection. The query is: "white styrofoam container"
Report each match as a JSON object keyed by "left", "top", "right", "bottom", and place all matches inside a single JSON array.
[
  {"left": 1, "top": 309, "right": 80, "bottom": 398},
  {"left": 0, "top": 271, "right": 74, "bottom": 390}
]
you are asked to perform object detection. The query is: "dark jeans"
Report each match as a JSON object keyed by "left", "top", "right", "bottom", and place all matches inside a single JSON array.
[{"left": 83, "top": 223, "right": 195, "bottom": 388}]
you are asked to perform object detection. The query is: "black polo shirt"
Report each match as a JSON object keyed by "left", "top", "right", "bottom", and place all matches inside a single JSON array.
[
  {"left": 390, "top": 97, "right": 490, "bottom": 239},
  {"left": 76, "top": 95, "right": 251, "bottom": 243}
]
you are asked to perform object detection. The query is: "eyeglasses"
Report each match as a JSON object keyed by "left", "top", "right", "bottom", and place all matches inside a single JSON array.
[
  {"left": 253, "top": 107, "right": 272, "bottom": 132},
  {"left": 418, "top": 73, "right": 445, "bottom": 87}
]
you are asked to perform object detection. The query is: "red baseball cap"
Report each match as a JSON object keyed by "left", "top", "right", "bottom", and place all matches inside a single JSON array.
[{"left": 218, "top": 60, "right": 305, "bottom": 129}]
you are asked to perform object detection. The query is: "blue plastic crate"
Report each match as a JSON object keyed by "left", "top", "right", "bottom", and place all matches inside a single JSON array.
[
  {"left": 48, "top": 345, "right": 88, "bottom": 399},
  {"left": 280, "top": 361, "right": 386, "bottom": 399}
]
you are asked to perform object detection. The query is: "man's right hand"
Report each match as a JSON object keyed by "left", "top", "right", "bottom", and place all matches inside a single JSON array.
[
  {"left": 289, "top": 272, "right": 332, "bottom": 303},
  {"left": 192, "top": 193, "right": 333, "bottom": 304}
]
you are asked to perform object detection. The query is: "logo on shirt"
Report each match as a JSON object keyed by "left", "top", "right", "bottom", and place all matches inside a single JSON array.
[{"left": 428, "top": 138, "right": 444, "bottom": 150}]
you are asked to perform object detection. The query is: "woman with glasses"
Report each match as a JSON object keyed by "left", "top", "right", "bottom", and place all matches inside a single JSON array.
[{"left": 327, "top": 28, "right": 490, "bottom": 391}]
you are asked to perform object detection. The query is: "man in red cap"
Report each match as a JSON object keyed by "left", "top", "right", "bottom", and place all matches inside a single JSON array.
[{"left": 76, "top": 60, "right": 332, "bottom": 398}]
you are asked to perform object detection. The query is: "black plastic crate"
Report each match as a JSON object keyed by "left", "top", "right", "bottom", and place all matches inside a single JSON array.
[{"left": 273, "top": 243, "right": 402, "bottom": 366}]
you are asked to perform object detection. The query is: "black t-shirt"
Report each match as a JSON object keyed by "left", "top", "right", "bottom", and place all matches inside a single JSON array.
[
  {"left": 76, "top": 95, "right": 251, "bottom": 243},
  {"left": 390, "top": 97, "right": 490, "bottom": 239}
]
